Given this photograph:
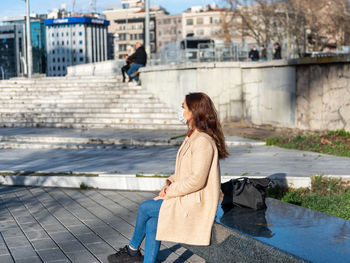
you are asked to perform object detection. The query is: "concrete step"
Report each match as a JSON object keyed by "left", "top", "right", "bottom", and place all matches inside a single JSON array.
[
  {"left": 0, "top": 122, "right": 185, "bottom": 129},
  {"left": 0, "top": 77, "right": 180, "bottom": 130},
  {"left": 0, "top": 107, "right": 175, "bottom": 113},
  {"left": 0, "top": 93, "right": 156, "bottom": 100},
  {"left": 0, "top": 112, "right": 177, "bottom": 119},
  {"left": 0, "top": 116, "right": 181, "bottom": 125}
]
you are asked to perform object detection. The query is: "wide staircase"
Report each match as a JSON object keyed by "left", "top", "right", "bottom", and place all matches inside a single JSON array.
[{"left": 0, "top": 76, "right": 183, "bottom": 130}]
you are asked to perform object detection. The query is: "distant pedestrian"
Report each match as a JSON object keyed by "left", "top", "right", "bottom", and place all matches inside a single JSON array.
[
  {"left": 248, "top": 46, "right": 259, "bottom": 61},
  {"left": 273, "top": 42, "right": 282, "bottom": 60},
  {"left": 127, "top": 42, "right": 147, "bottom": 82},
  {"left": 260, "top": 45, "right": 267, "bottom": 61}
]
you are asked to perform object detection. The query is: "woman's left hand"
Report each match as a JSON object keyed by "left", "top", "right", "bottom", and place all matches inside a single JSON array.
[{"left": 153, "top": 195, "right": 165, "bottom": 200}]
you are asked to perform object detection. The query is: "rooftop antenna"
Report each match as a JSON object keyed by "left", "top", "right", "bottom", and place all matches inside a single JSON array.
[
  {"left": 90, "top": 0, "right": 96, "bottom": 13},
  {"left": 72, "top": 0, "right": 76, "bottom": 13}
]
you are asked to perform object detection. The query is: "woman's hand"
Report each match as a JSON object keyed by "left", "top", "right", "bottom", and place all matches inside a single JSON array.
[{"left": 153, "top": 185, "right": 168, "bottom": 200}]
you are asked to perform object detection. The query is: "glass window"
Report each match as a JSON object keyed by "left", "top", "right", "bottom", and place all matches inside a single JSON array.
[
  {"left": 62, "top": 57, "right": 65, "bottom": 62},
  {"left": 73, "top": 40, "right": 76, "bottom": 45},
  {"left": 79, "top": 32, "right": 82, "bottom": 36},
  {"left": 186, "top": 19, "right": 193, "bottom": 25},
  {"left": 66, "top": 32, "right": 68, "bottom": 36},
  {"left": 58, "top": 66, "right": 60, "bottom": 70},
  {"left": 52, "top": 41, "right": 55, "bottom": 46},
  {"left": 73, "top": 57, "right": 76, "bottom": 62},
  {"left": 57, "top": 41, "right": 59, "bottom": 45},
  {"left": 52, "top": 58, "right": 55, "bottom": 62},
  {"left": 62, "top": 41, "right": 64, "bottom": 45},
  {"left": 79, "top": 49, "right": 83, "bottom": 53},
  {"left": 52, "top": 50, "right": 55, "bottom": 54},
  {"left": 79, "top": 57, "right": 84, "bottom": 62},
  {"left": 73, "top": 32, "right": 75, "bottom": 36},
  {"left": 61, "top": 32, "right": 64, "bottom": 37},
  {"left": 197, "top": 18, "right": 203, "bottom": 25},
  {"left": 79, "top": 40, "right": 83, "bottom": 45},
  {"left": 53, "top": 66, "right": 56, "bottom": 70},
  {"left": 52, "top": 33, "right": 54, "bottom": 37},
  {"left": 57, "top": 58, "right": 60, "bottom": 62}
]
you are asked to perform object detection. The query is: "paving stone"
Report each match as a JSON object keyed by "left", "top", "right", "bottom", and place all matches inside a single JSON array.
[
  {"left": 15, "top": 215, "right": 37, "bottom": 224},
  {"left": 41, "top": 224, "right": 66, "bottom": 233},
  {"left": 3, "top": 236, "right": 31, "bottom": 248},
  {"left": 67, "top": 225, "right": 93, "bottom": 235},
  {"left": 50, "top": 231, "right": 76, "bottom": 242},
  {"left": 0, "top": 221, "right": 19, "bottom": 231},
  {"left": 37, "top": 248, "right": 69, "bottom": 262},
  {"left": 31, "top": 239, "right": 58, "bottom": 251},
  {"left": 75, "top": 233, "right": 104, "bottom": 244},
  {"left": 10, "top": 246, "right": 38, "bottom": 260},
  {"left": 84, "top": 241, "right": 115, "bottom": 255},
  {"left": 25, "top": 229, "right": 50, "bottom": 240},
  {"left": 0, "top": 254, "right": 14, "bottom": 263},
  {"left": 57, "top": 240, "right": 86, "bottom": 253},
  {"left": 1, "top": 227, "right": 24, "bottom": 239},
  {"left": 66, "top": 251, "right": 99, "bottom": 263},
  {"left": 0, "top": 242, "right": 10, "bottom": 255},
  {"left": 15, "top": 256, "right": 42, "bottom": 263}
]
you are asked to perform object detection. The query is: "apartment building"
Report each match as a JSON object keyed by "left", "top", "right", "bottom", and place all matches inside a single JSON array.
[
  {"left": 155, "top": 13, "right": 182, "bottom": 52},
  {"left": 182, "top": 2, "right": 224, "bottom": 41}
]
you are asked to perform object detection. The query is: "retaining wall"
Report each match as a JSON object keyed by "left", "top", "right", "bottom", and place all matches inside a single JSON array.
[{"left": 140, "top": 58, "right": 350, "bottom": 131}]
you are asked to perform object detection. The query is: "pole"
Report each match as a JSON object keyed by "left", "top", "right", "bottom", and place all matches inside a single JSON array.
[
  {"left": 26, "top": 0, "right": 33, "bottom": 78},
  {"left": 145, "top": 0, "right": 150, "bottom": 56}
]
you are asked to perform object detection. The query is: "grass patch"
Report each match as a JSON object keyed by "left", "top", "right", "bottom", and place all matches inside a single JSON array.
[
  {"left": 266, "top": 129, "right": 350, "bottom": 157},
  {"left": 0, "top": 171, "right": 98, "bottom": 177},
  {"left": 267, "top": 175, "right": 350, "bottom": 220}
]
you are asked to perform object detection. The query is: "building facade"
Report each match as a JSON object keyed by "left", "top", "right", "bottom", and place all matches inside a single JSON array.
[
  {"left": 0, "top": 24, "right": 26, "bottom": 79},
  {"left": 182, "top": 3, "right": 224, "bottom": 40},
  {"left": 104, "top": 2, "right": 166, "bottom": 59},
  {"left": 155, "top": 13, "right": 182, "bottom": 52},
  {"left": 45, "top": 17, "right": 109, "bottom": 76},
  {"left": 0, "top": 15, "right": 47, "bottom": 76}
]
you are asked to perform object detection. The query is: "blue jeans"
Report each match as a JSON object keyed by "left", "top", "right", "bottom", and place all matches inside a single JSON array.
[
  {"left": 129, "top": 199, "right": 163, "bottom": 263},
  {"left": 127, "top": 63, "right": 144, "bottom": 82}
]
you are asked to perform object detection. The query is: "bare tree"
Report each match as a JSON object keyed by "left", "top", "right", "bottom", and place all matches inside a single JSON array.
[{"left": 223, "top": 0, "right": 350, "bottom": 55}]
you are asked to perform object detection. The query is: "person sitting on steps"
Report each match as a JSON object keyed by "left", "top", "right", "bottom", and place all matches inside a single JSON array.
[
  {"left": 121, "top": 46, "right": 134, "bottom": 82},
  {"left": 127, "top": 42, "right": 147, "bottom": 83},
  {"left": 107, "top": 92, "right": 229, "bottom": 263}
]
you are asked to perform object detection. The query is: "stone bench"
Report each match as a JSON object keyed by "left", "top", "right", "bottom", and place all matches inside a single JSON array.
[{"left": 183, "top": 198, "right": 350, "bottom": 263}]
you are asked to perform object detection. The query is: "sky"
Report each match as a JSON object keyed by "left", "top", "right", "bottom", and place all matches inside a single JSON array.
[{"left": 0, "top": 0, "right": 223, "bottom": 19}]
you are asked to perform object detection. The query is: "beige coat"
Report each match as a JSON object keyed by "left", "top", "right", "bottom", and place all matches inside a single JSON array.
[{"left": 156, "top": 130, "right": 220, "bottom": 246}]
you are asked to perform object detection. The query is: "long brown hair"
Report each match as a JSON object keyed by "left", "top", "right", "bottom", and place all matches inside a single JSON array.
[{"left": 185, "top": 92, "right": 229, "bottom": 159}]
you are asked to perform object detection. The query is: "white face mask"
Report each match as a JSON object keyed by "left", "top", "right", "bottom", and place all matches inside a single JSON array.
[{"left": 177, "top": 106, "right": 187, "bottom": 125}]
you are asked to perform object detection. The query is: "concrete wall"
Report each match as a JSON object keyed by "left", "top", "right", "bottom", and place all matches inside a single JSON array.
[
  {"left": 67, "top": 60, "right": 120, "bottom": 76},
  {"left": 296, "top": 63, "right": 350, "bottom": 131},
  {"left": 140, "top": 59, "right": 350, "bottom": 131},
  {"left": 141, "top": 61, "right": 296, "bottom": 127}
]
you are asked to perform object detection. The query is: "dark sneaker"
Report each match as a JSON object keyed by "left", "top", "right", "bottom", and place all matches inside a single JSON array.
[{"left": 107, "top": 245, "right": 143, "bottom": 263}]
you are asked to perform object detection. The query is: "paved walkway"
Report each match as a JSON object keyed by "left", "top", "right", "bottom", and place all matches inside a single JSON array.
[
  {"left": 0, "top": 128, "right": 349, "bottom": 178},
  {"left": 0, "top": 186, "right": 204, "bottom": 263}
]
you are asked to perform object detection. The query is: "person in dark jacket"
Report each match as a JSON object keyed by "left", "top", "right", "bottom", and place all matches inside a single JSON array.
[
  {"left": 260, "top": 45, "right": 267, "bottom": 61},
  {"left": 248, "top": 46, "right": 259, "bottom": 61},
  {"left": 273, "top": 42, "right": 282, "bottom": 59},
  {"left": 127, "top": 42, "right": 147, "bottom": 82}
]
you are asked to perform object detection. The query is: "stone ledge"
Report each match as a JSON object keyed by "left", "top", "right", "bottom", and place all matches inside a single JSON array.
[{"left": 1, "top": 173, "right": 349, "bottom": 190}]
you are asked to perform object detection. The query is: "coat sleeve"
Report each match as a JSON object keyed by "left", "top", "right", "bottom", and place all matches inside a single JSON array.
[{"left": 165, "top": 137, "right": 214, "bottom": 198}]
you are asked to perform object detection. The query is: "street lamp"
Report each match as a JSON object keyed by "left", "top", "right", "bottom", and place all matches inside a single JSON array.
[
  {"left": 145, "top": 0, "right": 150, "bottom": 56},
  {"left": 24, "top": 0, "right": 33, "bottom": 78}
]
